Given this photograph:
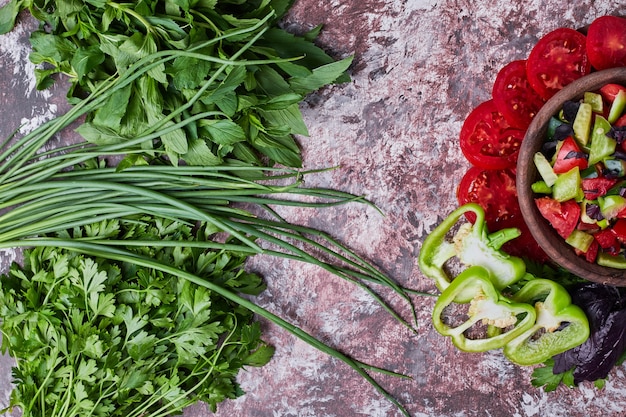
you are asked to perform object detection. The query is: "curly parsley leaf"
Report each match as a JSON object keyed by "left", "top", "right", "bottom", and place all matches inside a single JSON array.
[
  {"left": 0, "top": 217, "right": 274, "bottom": 416},
  {"left": 531, "top": 359, "right": 576, "bottom": 392}
]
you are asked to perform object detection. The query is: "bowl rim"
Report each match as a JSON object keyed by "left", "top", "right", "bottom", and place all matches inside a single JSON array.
[{"left": 517, "top": 67, "right": 626, "bottom": 286}]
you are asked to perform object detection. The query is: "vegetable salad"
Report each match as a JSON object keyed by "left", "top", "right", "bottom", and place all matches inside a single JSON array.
[
  {"left": 533, "top": 83, "right": 626, "bottom": 267},
  {"left": 420, "top": 14, "right": 626, "bottom": 392}
]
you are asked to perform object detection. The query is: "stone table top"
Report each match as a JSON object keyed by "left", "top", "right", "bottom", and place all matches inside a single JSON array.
[{"left": 1, "top": 1, "right": 626, "bottom": 417}]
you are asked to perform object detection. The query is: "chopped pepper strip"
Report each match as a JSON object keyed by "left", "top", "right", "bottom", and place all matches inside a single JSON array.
[
  {"left": 418, "top": 203, "right": 526, "bottom": 300},
  {"left": 432, "top": 266, "right": 537, "bottom": 352},
  {"left": 503, "top": 278, "right": 590, "bottom": 366}
]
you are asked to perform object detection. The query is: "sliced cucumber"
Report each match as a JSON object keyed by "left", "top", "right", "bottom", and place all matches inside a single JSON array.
[
  {"left": 565, "top": 229, "right": 594, "bottom": 252},
  {"left": 597, "top": 252, "right": 626, "bottom": 269},
  {"left": 573, "top": 102, "right": 593, "bottom": 146},
  {"left": 588, "top": 115, "right": 616, "bottom": 165},
  {"left": 599, "top": 194, "right": 626, "bottom": 220},
  {"left": 553, "top": 166, "right": 582, "bottom": 202},
  {"left": 584, "top": 91, "right": 604, "bottom": 113},
  {"left": 534, "top": 152, "right": 558, "bottom": 187},
  {"left": 608, "top": 89, "right": 626, "bottom": 124}
]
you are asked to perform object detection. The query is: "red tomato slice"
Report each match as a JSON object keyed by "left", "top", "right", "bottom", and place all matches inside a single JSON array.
[
  {"left": 526, "top": 28, "right": 591, "bottom": 100},
  {"left": 552, "top": 136, "right": 588, "bottom": 174},
  {"left": 613, "top": 218, "right": 626, "bottom": 243},
  {"left": 580, "top": 239, "right": 599, "bottom": 263},
  {"left": 586, "top": 15, "right": 626, "bottom": 71},
  {"left": 457, "top": 167, "right": 522, "bottom": 228},
  {"left": 535, "top": 196, "right": 581, "bottom": 239},
  {"left": 492, "top": 60, "right": 545, "bottom": 129},
  {"left": 582, "top": 177, "right": 618, "bottom": 200},
  {"left": 459, "top": 100, "right": 525, "bottom": 169},
  {"left": 457, "top": 167, "right": 548, "bottom": 262},
  {"left": 594, "top": 228, "right": 619, "bottom": 254},
  {"left": 599, "top": 83, "right": 626, "bottom": 103},
  {"left": 615, "top": 113, "right": 626, "bottom": 127}
]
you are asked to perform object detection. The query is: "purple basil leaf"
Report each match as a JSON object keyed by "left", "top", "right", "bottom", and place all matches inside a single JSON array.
[
  {"left": 564, "top": 150, "right": 587, "bottom": 160},
  {"left": 586, "top": 203, "right": 604, "bottom": 221},
  {"left": 572, "top": 309, "right": 626, "bottom": 384},
  {"left": 608, "top": 126, "right": 626, "bottom": 144},
  {"left": 613, "top": 149, "right": 626, "bottom": 161},
  {"left": 553, "top": 283, "right": 626, "bottom": 383}
]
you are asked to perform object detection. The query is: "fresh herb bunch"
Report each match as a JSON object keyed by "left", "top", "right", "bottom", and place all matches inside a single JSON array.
[
  {"left": 0, "top": 3, "right": 417, "bottom": 416},
  {"left": 0, "top": 0, "right": 350, "bottom": 167},
  {"left": 0, "top": 216, "right": 274, "bottom": 416}
]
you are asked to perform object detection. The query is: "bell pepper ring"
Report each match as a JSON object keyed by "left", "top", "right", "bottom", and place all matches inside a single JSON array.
[
  {"left": 418, "top": 203, "right": 526, "bottom": 301},
  {"left": 503, "top": 278, "right": 590, "bottom": 366},
  {"left": 432, "top": 266, "right": 537, "bottom": 352}
]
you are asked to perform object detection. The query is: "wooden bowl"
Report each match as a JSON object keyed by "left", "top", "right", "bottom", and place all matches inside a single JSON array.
[{"left": 517, "top": 67, "right": 626, "bottom": 286}]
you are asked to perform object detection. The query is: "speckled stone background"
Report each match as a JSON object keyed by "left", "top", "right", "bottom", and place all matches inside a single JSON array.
[{"left": 2, "top": 1, "right": 626, "bottom": 417}]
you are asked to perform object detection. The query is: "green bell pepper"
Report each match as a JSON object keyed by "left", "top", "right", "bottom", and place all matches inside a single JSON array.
[
  {"left": 418, "top": 203, "right": 526, "bottom": 301},
  {"left": 432, "top": 266, "right": 537, "bottom": 352},
  {"left": 503, "top": 278, "right": 590, "bottom": 366}
]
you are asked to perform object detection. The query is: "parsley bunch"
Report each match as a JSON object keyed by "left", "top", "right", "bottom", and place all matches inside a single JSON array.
[
  {"left": 0, "top": 0, "right": 350, "bottom": 167},
  {"left": 0, "top": 216, "right": 274, "bottom": 416}
]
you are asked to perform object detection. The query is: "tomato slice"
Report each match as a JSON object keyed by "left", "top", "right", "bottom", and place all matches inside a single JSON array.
[
  {"left": 492, "top": 60, "right": 545, "bottom": 129},
  {"left": 594, "top": 228, "right": 619, "bottom": 254},
  {"left": 582, "top": 177, "right": 618, "bottom": 200},
  {"left": 457, "top": 167, "right": 548, "bottom": 261},
  {"left": 586, "top": 15, "right": 626, "bottom": 71},
  {"left": 459, "top": 100, "right": 525, "bottom": 169},
  {"left": 599, "top": 83, "right": 626, "bottom": 103},
  {"left": 526, "top": 28, "right": 591, "bottom": 100},
  {"left": 457, "top": 167, "right": 521, "bottom": 227},
  {"left": 615, "top": 113, "right": 626, "bottom": 127},
  {"left": 552, "top": 136, "right": 588, "bottom": 174},
  {"left": 612, "top": 218, "right": 626, "bottom": 243},
  {"left": 580, "top": 239, "right": 599, "bottom": 263},
  {"left": 535, "top": 196, "right": 581, "bottom": 239}
]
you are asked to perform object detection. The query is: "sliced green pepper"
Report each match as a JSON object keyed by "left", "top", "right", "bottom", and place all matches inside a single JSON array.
[
  {"left": 418, "top": 203, "right": 526, "bottom": 301},
  {"left": 432, "top": 266, "right": 537, "bottom": 352},
  {"left": 503, "top": 278, "right": 590, "bottom": 366}
]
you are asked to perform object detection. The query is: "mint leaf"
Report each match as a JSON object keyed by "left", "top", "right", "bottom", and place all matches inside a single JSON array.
[
  {"left": 29, "top": 31, "right": 77, "bottom": 64},
  {"left": 203, "top": 119, "right": 247, "bottom": 146},
  {"left": 289, "top": 56, "right": 354, "bottom": 94},
  {"left": 92, "top": 83, "right": 132, "bottom": 129},
  {"left": 160, "top": 121, "right": 189, "bottom": 154},
  {"left": 0, "top": 0, "right": 23, "bottom": 35},
  {"left": 182, "top": 138, "right": 222, "bottom": 166},
  {"left": 170, "top": 55, "right": 213, "bottom": 89},
  {"left": 259, "top": 103, "right": 309, "bottom": 136},
  {"left": 71, "top": 45, "right": 105, "bottom": 82},
  {"left": 76, "top": 122, "right": 128, "bottom": 145}
]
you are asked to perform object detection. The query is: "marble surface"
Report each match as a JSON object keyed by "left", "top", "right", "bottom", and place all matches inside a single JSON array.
[{"left": 2, "top": 1, "right": 626, "bottom": 417}]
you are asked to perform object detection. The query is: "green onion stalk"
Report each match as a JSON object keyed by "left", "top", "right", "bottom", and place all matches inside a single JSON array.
[{"left": 0, "top": 12, "right": 417, "bottom": 417}]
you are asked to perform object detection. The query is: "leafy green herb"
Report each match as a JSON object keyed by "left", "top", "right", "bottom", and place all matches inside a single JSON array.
[
  {"left": 0, "top": 216, "right": 274, "bottom": 416},
  {"left": 530, "top": 359, "right": 576, "bottom": 392},
  {"left": 0, "top": 3, "right": 416, "bottom": 417},
  {"left": 0, "top": 0, "right": 351, "bottom": 167}
]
